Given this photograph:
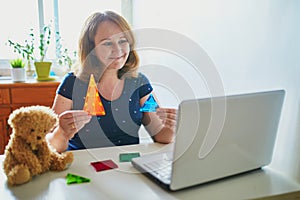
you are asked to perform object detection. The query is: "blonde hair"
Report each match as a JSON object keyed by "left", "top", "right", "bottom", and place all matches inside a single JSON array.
[{"left": 76, "top": 11, "right": 139, "bottom": 82}]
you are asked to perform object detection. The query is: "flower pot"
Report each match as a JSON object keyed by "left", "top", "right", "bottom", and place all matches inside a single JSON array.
[
  {"left": 11, "top": 68, "right": 26, "bottom": 82},
  {"left": 34, "top": 61, "right": 52, "bottom": 79}
]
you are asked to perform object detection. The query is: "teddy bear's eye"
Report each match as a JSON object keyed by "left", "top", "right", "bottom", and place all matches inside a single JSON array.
[
  {"left": 44, "top": 130, "right": 47, "bottom": 133},
  {"left": 31, "top": 129, "right": 35, "bottom": 132}
]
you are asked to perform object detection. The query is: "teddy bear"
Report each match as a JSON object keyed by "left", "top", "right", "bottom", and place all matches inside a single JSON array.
[{"left": 3, "top": 105, "right": 74, "bottom": 186}]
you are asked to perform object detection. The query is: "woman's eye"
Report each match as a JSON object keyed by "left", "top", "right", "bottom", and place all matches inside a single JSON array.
[
  {"left": 101, "top": 39, "right": 128, "bottom": 47},
  {"left": 119, "top": 39, "right": 128, "bottom": 44},
  {"left": 102, "top": 41, "right": 113, "bottom": 46}
]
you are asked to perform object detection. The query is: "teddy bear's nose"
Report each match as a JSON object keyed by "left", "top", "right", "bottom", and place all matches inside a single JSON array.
[{"left": 37, "top": 136, "right": 42, "bottom": 140}]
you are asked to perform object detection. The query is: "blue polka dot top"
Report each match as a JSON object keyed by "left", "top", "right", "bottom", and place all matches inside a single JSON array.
[{"left": 56, "top": 72, "right": 153, "bottom": 150}]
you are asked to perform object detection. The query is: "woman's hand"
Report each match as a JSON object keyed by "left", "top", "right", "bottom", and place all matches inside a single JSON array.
[
  {"left": 58, "top": 110, "right": 92, "bottom": 140},
  {"left": 156, "top": 108, "right": 177, "bottom": 132}
]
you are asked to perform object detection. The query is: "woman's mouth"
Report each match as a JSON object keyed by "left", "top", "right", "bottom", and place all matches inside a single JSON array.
[{"left": 109, "top": 55, "right": 125, "bottom": 60}]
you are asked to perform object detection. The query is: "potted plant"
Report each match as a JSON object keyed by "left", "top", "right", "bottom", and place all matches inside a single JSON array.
[
  {"left": 7, "top": 28, "right": 35, "bottom": 77},
  {"left": 33, "top": 25, "right": 52, "bottom": 80},
  {"left": 7, "top": 24, "right": 53, "bottom": 80},
  {"left": 10, "top": 58, "right": 26, "bottom": 82},
  {"left": 56, "top": 32, "right": 78, "bottom": 73}
]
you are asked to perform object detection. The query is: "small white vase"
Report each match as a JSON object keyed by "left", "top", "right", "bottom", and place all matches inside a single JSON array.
[{"left": 11, "top": 68, "right": 26, "bottom": 82}]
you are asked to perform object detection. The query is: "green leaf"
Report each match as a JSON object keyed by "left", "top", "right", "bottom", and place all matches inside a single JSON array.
[{"left": 10, "top": 58, "right": 25, "bottom": 68}]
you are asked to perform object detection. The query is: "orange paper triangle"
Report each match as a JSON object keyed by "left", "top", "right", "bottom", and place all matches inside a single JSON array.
[{"left": 83, "top": 74, "right": 105, "bottom": 116}]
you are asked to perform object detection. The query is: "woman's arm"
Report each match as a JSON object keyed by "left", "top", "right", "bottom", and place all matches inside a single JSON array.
[
  {"left": 46, "top": 94, "right": 91, "bottom": 152},
  {"left": 141, "top": 93, "right": 177, "bottom": 144}
]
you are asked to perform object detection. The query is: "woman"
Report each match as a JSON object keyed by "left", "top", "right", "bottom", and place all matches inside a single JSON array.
[{"left": 47, "top": 11, "right": 177, "bottom": 153}]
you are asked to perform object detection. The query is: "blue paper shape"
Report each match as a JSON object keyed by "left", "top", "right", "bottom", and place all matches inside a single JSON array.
[{"left": 140, "top": 94, "right": 159, "bottom": 112}]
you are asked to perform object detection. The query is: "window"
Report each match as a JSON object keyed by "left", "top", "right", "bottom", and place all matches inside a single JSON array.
[
  {"left": 0, "top": 0, "right": 125, "bottom": 68},
  {"left": 0, "top": 0, "right": 39, "bottom": 60},
  {"left": 55, "top": 0, "right": 122, "bottom": 57}
]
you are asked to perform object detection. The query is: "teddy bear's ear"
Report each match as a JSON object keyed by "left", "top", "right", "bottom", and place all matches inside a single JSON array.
[
  {"left": 41, "top": 106, "right": 58, "bottom": 125},
  {"left": 7, "top": 107, "right": 26, "bottom": 128}
]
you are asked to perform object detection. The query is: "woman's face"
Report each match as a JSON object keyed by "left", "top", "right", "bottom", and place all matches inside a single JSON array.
[{"left": 94, "top": 21, "right": 130, "bottom": 70}]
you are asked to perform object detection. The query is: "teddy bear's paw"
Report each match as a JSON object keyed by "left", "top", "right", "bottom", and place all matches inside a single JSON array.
[
  {"left": 50, "top": 151, "right": 74, "bottom": 171},
  {"left": 7, "top": 165, "right": 31, "bottom": 186},
  {"left": 64, "top": 152, "right": 74, "bottom": 165},
  {"left": 60, "top": 152, "right": 74, "bottom": 170}
]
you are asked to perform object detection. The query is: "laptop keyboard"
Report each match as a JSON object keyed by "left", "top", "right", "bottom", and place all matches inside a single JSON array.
[{"left": 143, "top": 159, "right": 172, "bottom": 183}]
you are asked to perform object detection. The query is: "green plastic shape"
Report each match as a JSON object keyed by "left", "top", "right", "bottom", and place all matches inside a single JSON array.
[{"left": 66, "top": 173, "right": 91, "bottom": 185}]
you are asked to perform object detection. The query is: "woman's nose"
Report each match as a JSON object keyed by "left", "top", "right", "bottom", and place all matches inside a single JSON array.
[{"left": 112, "top": 43, "right": 122, "bottom": 53}]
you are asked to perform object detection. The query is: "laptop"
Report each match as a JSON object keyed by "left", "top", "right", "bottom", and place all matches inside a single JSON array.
[{"left": 131, "top": 89, "right": 285, "bottom": 191}]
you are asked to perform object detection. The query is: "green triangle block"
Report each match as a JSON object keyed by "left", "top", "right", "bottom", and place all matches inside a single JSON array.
[
  {"left": 140, "top": 94, "right": 159, "bottom": 112},
  {"left": 66, "top": 173, "right": 91, "bottom": 185}
]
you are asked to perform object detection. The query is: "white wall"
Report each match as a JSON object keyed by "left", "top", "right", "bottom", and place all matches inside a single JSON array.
[{"left": 133, "top": 0, "right": 300, "bottom": 183}]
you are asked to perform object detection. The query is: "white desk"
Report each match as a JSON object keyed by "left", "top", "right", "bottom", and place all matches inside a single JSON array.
[{"left": 1, "top": 142, "right": 299, "bottom": 200}]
